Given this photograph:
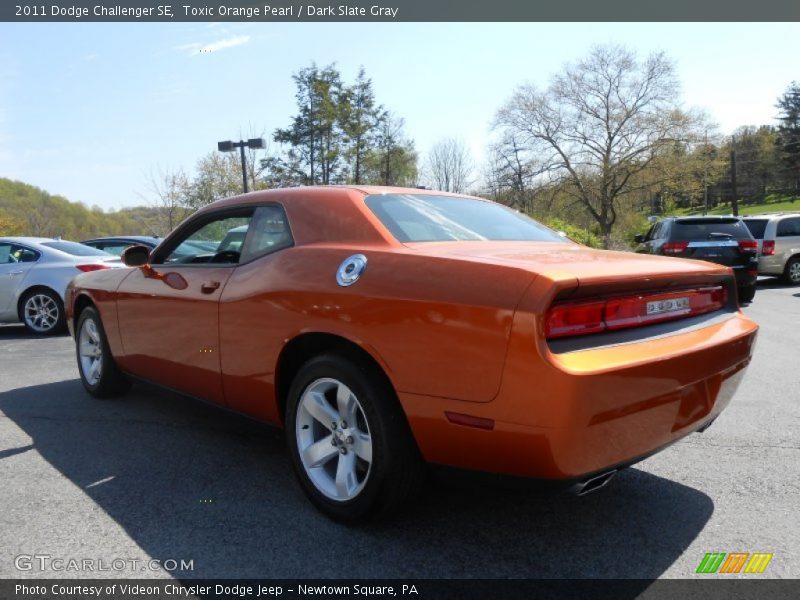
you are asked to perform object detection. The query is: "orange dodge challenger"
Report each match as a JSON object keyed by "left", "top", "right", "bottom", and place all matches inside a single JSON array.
[{"left": 66, "top": 187, "right": 758, "bottom": 521}]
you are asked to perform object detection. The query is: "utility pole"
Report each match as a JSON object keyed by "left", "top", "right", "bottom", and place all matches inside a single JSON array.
[{"left": 730, "top": 136, "right": 739, "bottom": 216}]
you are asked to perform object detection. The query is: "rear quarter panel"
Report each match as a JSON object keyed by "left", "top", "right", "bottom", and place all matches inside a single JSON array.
[{"left": 218, "top": 245, "right": 537, "bottom": 422}]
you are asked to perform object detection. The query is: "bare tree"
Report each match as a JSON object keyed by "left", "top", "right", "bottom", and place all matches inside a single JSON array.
[
  {"left": 495, "top": 45, "right": 704, "bottom": 247},
  {"left": 144, "top": 167, "right": 192, "bottom": 236},
  {"left": 425, "top": 137, "right": 475, "bottom": 193}
]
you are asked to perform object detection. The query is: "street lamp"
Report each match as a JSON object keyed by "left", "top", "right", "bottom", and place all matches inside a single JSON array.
[{"left": 217, "top": 138, "right": 266, "bottom": 193}]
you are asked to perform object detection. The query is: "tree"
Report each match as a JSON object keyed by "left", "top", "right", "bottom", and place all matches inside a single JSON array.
[
  {"left": 0, "top": 209, "right": 24, "bottom": 236},
  {"left": 495, "top": 45, "right": 704, "bottom": 248},
  {"left": 425, "top": 137, "right": 475, "bottom": 193},
  {"left": 274, "top": 64, "right": 347, "bottom": 185},
  {"left": 341, "top": 67, "right": 382, "bottom": 184},
  {"left": 776, "top": 82, "right": 800, "bottom": 195},
  {"left": 144, "top": 167, "right": 192, "bottom": 235},
  {"left": 366, "top": 113, "right": 417, "bottom": 186}
]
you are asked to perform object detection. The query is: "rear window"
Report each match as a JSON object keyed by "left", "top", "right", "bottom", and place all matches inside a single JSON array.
[
  {"left": 41, "top": 241, "right": 110, "bottom": 256},
  {"left": 743, "top": 219, "right": 768, "bottom": 239},
  {"left": 671, "top": 219, "right": 752, "bottom": 241},
  {"left": 365, "top": 194, "right": 565, "bottom": 243}
]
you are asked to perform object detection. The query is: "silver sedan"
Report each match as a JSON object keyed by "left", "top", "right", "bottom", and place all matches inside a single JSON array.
[{"left": 0, "top": 237, "right": 120, "bottom": 334}]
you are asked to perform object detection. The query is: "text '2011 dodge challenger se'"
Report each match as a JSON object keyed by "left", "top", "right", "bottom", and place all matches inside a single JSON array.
[{"left": 66, "top": 186, "right": 758, "bottom": 522}]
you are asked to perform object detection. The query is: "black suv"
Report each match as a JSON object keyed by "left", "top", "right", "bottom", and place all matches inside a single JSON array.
[{"left": 634, "top": 216, "right": 759, "bottom": 303}]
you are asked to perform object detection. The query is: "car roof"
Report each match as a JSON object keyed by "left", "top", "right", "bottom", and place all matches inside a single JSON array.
[
  {"left": 0, "top": 236, "right": 59, "bottom": 245},
  {"left": 82, "top": 235, "right": 160, "bottom": 243}
]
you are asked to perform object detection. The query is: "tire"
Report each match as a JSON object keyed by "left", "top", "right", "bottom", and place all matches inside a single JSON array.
[
  {"left": 737, "top": 284, "right": 756, "bottom": 304},
  {"left": 285, "top": 353, "right": 424, "bottom": 523},
  {"left": 75, "top": 306, "right": 130, "bottom": 398},
  {"left": 20, "top": 288, "right": 66, "bottom": 335},
  {"left": 784, "top": 256, "right": 800, "bottom": 286}
]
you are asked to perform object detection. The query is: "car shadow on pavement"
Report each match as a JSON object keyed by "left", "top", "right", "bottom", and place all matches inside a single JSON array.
[
  {"left": 0, "top": 379, "right": 714, "bottom": 582},
  {"left": 0, "top": 325, "right": 69, "bottom": 341}
]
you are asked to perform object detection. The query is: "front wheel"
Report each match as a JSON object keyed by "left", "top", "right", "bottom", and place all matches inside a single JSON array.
[
  {"left": 285, "top": 354, "right": 424, "bottom": 523},
  {"left": 76, "top": 306, "right": 130, "bottom": 398}
]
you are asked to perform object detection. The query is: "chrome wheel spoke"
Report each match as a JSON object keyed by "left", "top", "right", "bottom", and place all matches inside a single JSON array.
[
  {"left": 335, "top": 450, "right": 358, "bottom": 499},
  {"left": 303, "top": 435, "right": 339, "bottom": 468},
  {"left": 336, "top": 383, "right": 358, "bottom": 426},
  {"left": 352, "top": 429, "right": 372, "bottom": 463},
  {"left": 304, "top": 390, "right": 339, "bottom": 430}
]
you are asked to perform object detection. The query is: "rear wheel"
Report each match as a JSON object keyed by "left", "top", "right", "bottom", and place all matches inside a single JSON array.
[
  {"left": 784, "top": 256, "right": 800, "bottom": 285},
  {"left": 76, "top": 306, "right": 130, "bottom": 398},
  {"left": 737, "top": 284, "right": 756, "bottom": 304},
  {"left": 20, "top": 289, "right": 66, "bottom": 335},
  {"left": 285, "top": 353, "right": 424, "bottom": 523}
]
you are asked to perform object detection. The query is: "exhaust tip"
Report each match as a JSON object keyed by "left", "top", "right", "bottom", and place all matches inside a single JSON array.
[{"left": 570, "top": 469, "right": 617, "bottom": 496}]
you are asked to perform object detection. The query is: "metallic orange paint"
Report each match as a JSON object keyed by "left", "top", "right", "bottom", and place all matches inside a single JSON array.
[{"left": 66, "top": 186, "right": 758, "bottom": 482}]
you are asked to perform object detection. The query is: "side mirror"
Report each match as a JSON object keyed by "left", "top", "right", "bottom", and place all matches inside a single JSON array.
[
  {"left": 122, "top": 245, "right": 151, "bottom": 267},
  {"left": 633, "top": 234, "right": 646, "bottom": 244}
]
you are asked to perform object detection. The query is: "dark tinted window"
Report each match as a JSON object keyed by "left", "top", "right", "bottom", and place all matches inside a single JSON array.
[
  {"left": 41, "top": 241, "right": 110, "bottom": 256},
  {"left": 365, "top": 194, "right": 565, "bottom": 243},
  {"left": 670, "top": 219, "right": 752, "bottom": 241},
  {"left": 777, "top": 217, "right": 800, "bottom": 237},
  {"left": 743, "top": 219, "right": 768, "bottom": 239}
]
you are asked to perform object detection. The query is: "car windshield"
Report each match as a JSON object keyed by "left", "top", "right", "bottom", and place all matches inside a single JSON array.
[
  {"left": 671, "top": 219, "right": 752, "bottom": 241},
  {"left": 365, "top": 194, "right": 565, "bottom": 243},
  {"left": 41, "top": 241, "right": 111, "bottom": 256},
  {"left": 742, "top": 219, "right": 768, "bottom": 239}
]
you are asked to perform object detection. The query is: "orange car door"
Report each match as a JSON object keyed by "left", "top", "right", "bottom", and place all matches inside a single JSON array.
[{"left": 115, "top": 209, "right": 253, "bottom": 405}]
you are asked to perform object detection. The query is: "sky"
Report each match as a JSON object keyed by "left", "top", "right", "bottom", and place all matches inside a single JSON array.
[{"left": 1, "top": 22, "right": 799, "bottom": 211}]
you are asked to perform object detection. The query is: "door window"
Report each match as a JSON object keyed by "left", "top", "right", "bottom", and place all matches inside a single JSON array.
[
  {"left": 777, "top": 217, "right": 800, "bottom": 237},
  {"left": 158, "top": 211, "right": 254, "bottom": 265}
]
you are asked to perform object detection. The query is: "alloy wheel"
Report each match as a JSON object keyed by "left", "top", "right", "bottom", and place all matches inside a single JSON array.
[
  {"left": 295, "top": 377, "right": 373, "bottom": 501},
  {"left": 78, "top": 317, "right": 103, "bottom": 386},
  {"left": 23, "top": 293, "right": 60, "bottom": 333},
  {"left": 790, "top": 261, "right": 800, "bottom": 283}
]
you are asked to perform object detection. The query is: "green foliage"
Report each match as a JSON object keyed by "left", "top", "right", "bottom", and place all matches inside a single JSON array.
[
  {"left": 543, "top": 217, "right": 602, "bottom": 248},
  {"left": 0, "top": 177, "right": 144, "bottom": 240}
]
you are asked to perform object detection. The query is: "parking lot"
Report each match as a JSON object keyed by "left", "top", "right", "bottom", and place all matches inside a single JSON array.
[{"left": 0, "top": 279, "right": 798, "bottom": 581}]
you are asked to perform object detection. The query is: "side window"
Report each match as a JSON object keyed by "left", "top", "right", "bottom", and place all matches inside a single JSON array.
[
  {"left": 12, "top": 245, "right": 40, "bottom": 263},
  {"left": 777, "top": 217, "right": 800, "bottom": 237},
  {"left": 96, "top": 243, "right": 131, "bottom": 256},
  {"left": 240, "top": 205, "right": 293, "bottom": 263},
  {"left": 156, "top": 210, "right": 254, "bottom": 265},
  {"left": 650, "top": 222, "right": 663, "bottom": 240},
  {"left": 0, "top": 243, "right": 12, "bottom": 263}
]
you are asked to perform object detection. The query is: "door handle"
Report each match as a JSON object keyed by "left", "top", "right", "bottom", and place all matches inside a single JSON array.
[
  {"left": 200, "top": 281, "right": 221, "bottom": 294},
  {"left": 9, "top": 270, "right": 25, "bottom": 275}
]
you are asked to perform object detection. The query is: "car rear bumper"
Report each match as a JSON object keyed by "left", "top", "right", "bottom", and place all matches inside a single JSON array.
[{"left": 401, "top": 311, "right": 757, "bottom": 480}]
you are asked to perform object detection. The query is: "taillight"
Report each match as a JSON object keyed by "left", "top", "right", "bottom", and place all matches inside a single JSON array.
[
  {"left": 76, "top": 264, "right": 110, "bottom": 273},
  {"left": 545, "top": 286, "right": 728, "bottom": 340},
  {"left": 738, "top": 239, "right": 758, "bottom": 252},
  {"left": 662, "top": 241, "right": 689, "bottom": 255},
  {"left": 761, "top": 240, "right": 775, "bottom": 256}
]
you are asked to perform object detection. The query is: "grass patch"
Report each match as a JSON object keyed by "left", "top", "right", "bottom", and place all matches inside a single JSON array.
[{"left": 672, "top": 196, "right": 800, "bottom": 217}]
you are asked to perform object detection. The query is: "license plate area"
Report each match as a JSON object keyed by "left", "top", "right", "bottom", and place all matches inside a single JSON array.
[{"left": 646, "top": 297, "right": 690, "bottom": 315}]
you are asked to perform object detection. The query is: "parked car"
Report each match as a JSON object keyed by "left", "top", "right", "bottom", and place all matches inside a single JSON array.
[
  {"left": 0, "top": 238, "right": 120, "bottom": 334},
  {"left": 66, "top": 187, "right": 758, "bottom": 522},
  {"left": 741, "top": 213, "right": 800, "bottom": 285},
  {"left": 634, "top": 216, "right": 759, "bottom": 303},
  {"left": 81, "top": 236, "right": 160, "bottom": 256}
]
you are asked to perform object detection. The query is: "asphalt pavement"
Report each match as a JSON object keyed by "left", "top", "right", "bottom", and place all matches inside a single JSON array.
[{"left": 0, "top": 278, "right": 798, "bottom": 580}]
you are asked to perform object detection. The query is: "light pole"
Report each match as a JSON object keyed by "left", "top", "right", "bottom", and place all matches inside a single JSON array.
[{"left": 217, "top": 138, "right": 265, "bottom": 193}]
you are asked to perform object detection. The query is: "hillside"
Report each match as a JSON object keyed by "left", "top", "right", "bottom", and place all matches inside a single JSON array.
[{"left": 0, "top": 178, "right": 163, "bottom": 239}]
